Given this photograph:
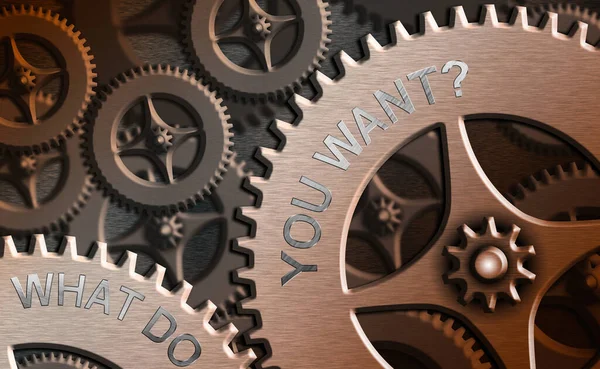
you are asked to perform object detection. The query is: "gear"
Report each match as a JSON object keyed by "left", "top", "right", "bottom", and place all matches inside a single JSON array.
[
  {"left": 361, "top": 310, "right": 490, "bottom": 369},
  {"left": 84, "top": 65, "right": 233, "bottom": 215},
  {"left": 499, "top": 4, "right": 600, "bottom": 155},
  {"left": 369, "top": 196, "right": 402, "bottom": 234},
  {"left": 149, "top": 126, "right": 174, "bottom": 153},
  {"left": 0, "top": 234, "right": 254, "bottom": 368},
  {"left": 19, "top": 352, "right": 97, "bottom": 369},
  {"left": 0, "top": 132, "right": 92, "bottom": 234},
  {"left": 0, "top": 5, "right": 96, "bottom": 153},
  {"left": 444, "top": 217, "right": 536, "bottom": 312},
  {"left": 181, "top": 0, "right": 332, "bottom": 101},
  {"left": 65, "top": 155, "right": 253, "bottom": 317},
  {"left": 506, "top": 161, "right": 600, "bottom": 367},
  {"left": 237, "top": 6, "right": 600, "bottom": 368},
  {"left": 151, "top": 215, "right": 184, "bottom": 249}
]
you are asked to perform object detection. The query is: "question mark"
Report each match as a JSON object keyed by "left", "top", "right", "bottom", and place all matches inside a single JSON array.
[{"left": 441, "top": 60, "right": 469, "bottom": 98}]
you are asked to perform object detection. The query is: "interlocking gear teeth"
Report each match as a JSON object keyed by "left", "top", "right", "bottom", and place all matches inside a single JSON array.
[
  {"left": 233, "top": 4, "right": 600, "bottom": 367},
  {"left": 0, "top": 5, "right": 97, "bottom": 154},
  {"left": 180, "top": 0, "right": 332, "bottom": 102},
  {"left": 20, "top": 352, "right": 96, "bottom": 368},
  {"left": 1, "top": 234, "right": 255, "bottom": 368},
  {"left": 83, "top": 64, "right": 233, "bottom": 215}
]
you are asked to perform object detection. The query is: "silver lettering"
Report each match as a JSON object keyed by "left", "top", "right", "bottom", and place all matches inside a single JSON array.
[
  {"left": 374, "top": 79, "right": 415, "bottom": 123},
  {"left": 281, "top": 251, "right": 318, "bottom": 286},
  {"left": 84, "top": 279, "right": 110, "bottom": 315},
  {"left": 313, "top": 121, "right": 362, "bottom": 170},
  {"left": 58, "top": 273, "right": 86, "bottom": 308},
  {"left": 291, "top": 176, "right": 332, "bottom": 213},
  {"left": 352, "top": 107, "right": 388, "bottom": 145},
  {"left": 168, "top": 334, "right": 202, "bottom": 367},
  {"left": 11, "top": 273, "right": 53, "bottom": 309},
  {"left": 407, "top": 66, "right": 437, "bottom": 105},
  {"left": 283, "top": 214, "right": 321, "bottom": 249},
  {"left": 118, "top": 286, "right": 145, "bottom": 321},
  {"left": 143, "top": 306, "right": 178, "bottom": 343}
]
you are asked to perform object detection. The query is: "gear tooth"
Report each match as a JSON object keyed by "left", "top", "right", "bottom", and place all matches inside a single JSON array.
[
  {"left": 177, "top": 280, "right": 193, "bottom": 305},
  {"left": 555, "top": 164, "right": 566, "bottom": 179},
  {"left": 544, "top": 11, "right": 560, "bottom": 34},
  {"left": 451, "top": 6, "right": 469, "bottom": 27},
  {"left": 420, "top": 11, "right": 440, "bottom": 34},
  {"left": 480, "top": 4, "right": 500, "bottom": 26},
  {"left": 485, "top": 293, "right": 497, "bottom": 311},
  {"left": 338, "top": 51, "right": 358, "bottom": 69},
  {"left": 96, "top": 241, "right": 110, "bottom": 264},
  {"left": 541, "top": 168, "right": 553, "bottom": 183},
  {"left": 2, "top": 236, "right": 19, "bottom": 257},
  {"left": 483, "top": 217, "right": 498, "bottom": 236},
  {"left": 574, "top": 21, "right": 590, "bottom": 46},
  {"left": 445, "top": 246, "right": 465, "bottom": 257},
  {"left": 61, "top": 236, "right": 79, "bottom": 260},
  {"left": 237, "top": 266, "right": 260, "bottom": 281},
  {"left": 31, "top": 234, "right": 48, "bottom": 256},
  {"left": 508, "top": 224, "right": 521, "bottom": 243},
  {"left": 363, "top": 34, "right": 383, "bottom": 52},
  {"left": 508, "top": 283, "right": 522, "bottom": 301},
  {"left": 518, "top": 264, "right": 536, "bottom": 281},
  {"left": 152, "top": 264, "right": 167, "bottom": 288},
  {"left": 459, "top": 223, "right": 477, "bottom": 239},
  {"left": 314, "top": 70, "right": 333, "bottom": 86},
  {"left": 513, "top": 6, "right": 529, "bottom": 28},
  {"left": 125, "top": 250, "right": 139, "bottom": 276},
  {"left": 391, "top": 20, "right": 411, "bottom": 41}
]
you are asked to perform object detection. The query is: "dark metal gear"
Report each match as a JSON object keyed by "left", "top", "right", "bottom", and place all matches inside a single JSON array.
[
  {"left": 360, "top": 310, "right": 491, "bottom": 369},
  {"left": 65, "top": 155, "right": 253, "bottom": 315},
  {"left": 18, "top": 352, "right": 97, "bottom": 369},
  {"left": 84, "top": 65, "right": 233, "bottom": 215},
  {"left": 0, "top": 131, "right": 92, "bottom": 234},
  {"left": 181, "top": 0, "right": 332, "bottom": 101},
  {"left": 445, "top": 217, "right": 536, "bottom": 312},
  {"left": 0, "top": 5, "right": 96, "bottom": 153}
]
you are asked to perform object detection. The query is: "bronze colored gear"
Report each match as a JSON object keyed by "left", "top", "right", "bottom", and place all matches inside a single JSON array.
[
  {"left": 0, "top": 5, "right": 96, "bottom": 153},
  {"left": 181, "top": 0, "right": 332, "bottom": 101},
  {"left": 0, "top": 131, "right": 93, "bottom": 234},
  {"left": 84, "top": 65, "right": 233, "bottom": 215},
  {"left": 499, "top": 4, "right": 600, "bottom": 156},
  {"left": 19, "top": 353, "right": 97, "bottom": 369},
  {"left": 237, "top": 5, "right": 600, "bottom": 368},
  {"left": 361, "top": 310, "right": 490, "bottom": 369},
  {"left": 445, "top": 217, "right": 536, "bottom": 312},
  {"left": 507, "top": 162, "right": 600, "bottom": 221},
  {"left": 0, "top": 234, "right": 255, "bottom": 368}
]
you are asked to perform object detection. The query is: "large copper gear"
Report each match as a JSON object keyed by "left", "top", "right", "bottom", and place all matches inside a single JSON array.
[
  {"left": 181, "top": 0, "right": 332, "bottom": 101},
  {"left": 84, "top": 65, "right": 233, "bottom": 215},
  {"left": 0, "top": 5, "right": 96, "bottom": 153},
  {"left": 0, "top": 234, "right": 254, "bottom": 368},
  {"left": 237, "top": 5, "right": 600, "bottom": 368}
]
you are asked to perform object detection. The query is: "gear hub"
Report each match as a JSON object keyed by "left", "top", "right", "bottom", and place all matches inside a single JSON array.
[
  {"left": 149, "top": 126, "right": 173, "bottom": 153},
  {"left": 444, "top": 217, "right": 536, "bottom": 311},
  {"left": 152, "top": 215, "right": 183, "bottom": 249},
  {"left": 18, "top": 155, "right": 37, "bottom": 175},
  {"left": 251, "top": 14, "right": 272, "bottom": 40},
  {"left": 367, "top": 197, "right": 402, "bottom": 235},
  {"left": 13, "top": 67, "right": 36, "bottom": 92}
]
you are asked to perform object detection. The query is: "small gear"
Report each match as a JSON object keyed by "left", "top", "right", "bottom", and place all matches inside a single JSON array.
[
  {"left": 19, "top": 352, "right": 97, "bottom": 369},
  {"left": 0, "top": 234, "right": 254, "bottom": 367},
  {"left": 13, "top": 67, "right": 36, "bottom": 92},
  {"left": 151, "top": 215, "right": 184, "bottom": 249},
  {"left": 251, "top": 14, "right": 272, "bottom": 40},
  {"left": 0, "top": 5, "right": 97, "bottom": 153},
  {"left": 360, "top": 310, "right": 491, "bottom": 369},
  {"left": 0, "top": 132, "right": 92, "bottom": 234},
  {"left": 181, "top": 0, "right": 332, "bottom": 101},
  {"left": 444, "top": 217, "right": 536, "bottom": 311},
  {"left": 149, "top": 126, "right": 173, "bottom": 153},
  {"left": 369, "top": 197, "right": 402, "bottom": 234},
  {"left": 84, "top": 65, "right": 233, "bottom": 215},
  {"left": 65, "top": 155, "right": 253, "bottom": 317}
]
